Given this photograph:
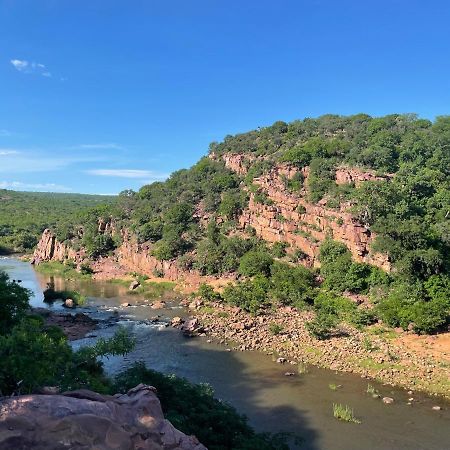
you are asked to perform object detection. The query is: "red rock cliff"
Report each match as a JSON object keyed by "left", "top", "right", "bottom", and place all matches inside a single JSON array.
[{"left": 220, "top": 153, "right": 390, "bottom": 270}]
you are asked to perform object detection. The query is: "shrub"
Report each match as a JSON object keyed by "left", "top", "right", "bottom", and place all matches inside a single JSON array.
[
  {"left": 238, "top": 251, "right": 274, "bottom": 277},
  {"left": 197, "top": 283, "right": 222, "bottom": 302},
  {"left": 271, "top": 242, "right": 288, "bottom": 258},
  {"left": 0, "top": 271, "right": 30, "bottom": 333},
  {"left": 269, "top": 262, "right": 316, "bottom": 307},
  {"left": 269, "top": 323, "right": 283, "bottom": 335},
  {"left": 306, "top": 310, "right": 338, "bottom": 340},
  {"left": 222, "top": 276, "right": 270, "bottom": 314}
]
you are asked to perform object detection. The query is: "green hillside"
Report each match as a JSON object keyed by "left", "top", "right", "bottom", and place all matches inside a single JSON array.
[
  {"left": 42, "top": 114, "right": 450, "bottom": 334},
  {"left": 0, "top": 190, "right": 116, "bottom": 253}
]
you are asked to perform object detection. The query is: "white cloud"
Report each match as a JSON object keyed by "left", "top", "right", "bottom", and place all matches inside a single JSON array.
[
  {"left": 10, "top": 59, "right": 52, "bottom": 77},
  {"left": 10, "top": 59, "right": 28, "bottom": 71},
  {"left": 0, "top": 149, "right": 20, "bottom": 156},
  {"left": 87, "top": 169, "right": 168, "bottom": 180},
  {"left": 0, "top": 181, "right": 72, "bottom": 192},
  {"left": 76, "top": 143, "right": 123, "bottom": 150},
  {"left": 0, "top": 150, "right": 103, "bottom": 174}
]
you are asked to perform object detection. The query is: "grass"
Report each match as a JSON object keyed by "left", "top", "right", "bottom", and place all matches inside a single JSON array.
[
  {"left": 35, "top": 261, "right": 92, "bottom": 279},
  {"left": 332, "top": 403, "right": 361, "bottom": 424},
  {"left": 328, "top": 383, "right": 341, "bottom": 391}
]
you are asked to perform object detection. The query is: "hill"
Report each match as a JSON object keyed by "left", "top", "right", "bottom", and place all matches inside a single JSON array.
[
  {"left": 0, "top": 190, "right": 116, "bottom": 253},
  {"left": 33, "top": 114, "right": 449, "bottom": 336}
]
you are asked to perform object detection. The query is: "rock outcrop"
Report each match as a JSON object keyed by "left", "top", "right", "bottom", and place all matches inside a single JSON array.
[
  {"left": 0, "top": 384, "right": 206, "bottom": 450},
  {"left": 220, "top": 154, "right": 390, "bottom": 270},
  {"left": 31, "top": 228, "right": 85, "bottom": 265}
]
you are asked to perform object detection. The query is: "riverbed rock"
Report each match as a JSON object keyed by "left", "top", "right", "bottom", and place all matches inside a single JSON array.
[
  {"left": 382, "top": 397, "right": 394, "bottom": 404},
  {"left": 171, "top": 316, "right": 183, "bottom": 327},
  {"left": 181, "top": 317, "right": 202, "bottom": 336},
  {"left": 63, "top": 298, "right": 74, "bottom": 308},
  {"left": 432, "top": 406, "right": 442, "bottom": 411},
  {"left": 277, "top": 357, "right": 287, "bottom": 364},
  {"left": 0, "top": 384, "right": 206, "bottom": 450},
  {"left": 151, "top": 300, "right": 166, "bottom": 309},
  {"left": 129, "top": 280, "right": 140, "bottom": 290},
  {"left": 121, "top": 302, "right": 131, "bottom": 307}
]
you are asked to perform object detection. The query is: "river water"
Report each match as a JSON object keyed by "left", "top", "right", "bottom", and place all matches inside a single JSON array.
[{"left": 1, "top": 257, "right": 449, "bottom": 450}]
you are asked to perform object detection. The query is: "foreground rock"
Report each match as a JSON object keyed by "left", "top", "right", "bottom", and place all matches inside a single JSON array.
[{"left": 0, "top": 384, "right": 206, "bottom": 450}]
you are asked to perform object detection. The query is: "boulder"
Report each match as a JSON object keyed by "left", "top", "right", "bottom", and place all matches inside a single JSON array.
[
  {"left": 0, "top": 384, "right": 206, "bottom": 450},
  {"left": 129, "top": 280, "right": 140, "bottom": 290},
  {"left": 181, "top": 317, "right": 202, "bottom": 336},
  {"left": 151, "top": 300, "right": 166, "bottom": 309},
  {"left": 171, "top": 316, "right": 183, "bottom": 327},
  {"left": 63, "top": 298, "right": 74, "bottom": 308}
]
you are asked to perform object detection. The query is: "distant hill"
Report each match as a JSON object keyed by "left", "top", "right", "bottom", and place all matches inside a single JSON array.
[{"left": 0, "top": 190, "right": 116, "bottom": 253}]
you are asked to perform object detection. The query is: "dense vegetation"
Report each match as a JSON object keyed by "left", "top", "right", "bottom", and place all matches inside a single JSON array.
[
  {"left": 0, "top": 190, "right": 115, "bottom": 253},
  {"left": 0, "top": 272, "right": 288, "bottom": 449},
  {"left": 33, "top": 114, "right": 450, "bottom": 334}
]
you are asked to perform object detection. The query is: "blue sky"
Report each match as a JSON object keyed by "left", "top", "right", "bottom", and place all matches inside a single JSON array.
[{"left": 1, "top": 0, "right": 450, "bottom": 194}]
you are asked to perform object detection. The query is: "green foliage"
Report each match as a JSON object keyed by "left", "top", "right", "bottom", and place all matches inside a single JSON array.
[
  {"left": 376, "top": 276, "right": 450, "bottom": 333},
  {"left": 113, "top": 362, "right": 290, "bottom": 450},
  {"left": 269, "top": 322, "right": 283, "bottom": 335},
  {"left": 306, "top": 310, "right": 338, "bottom": 340},
  {"left": 238, "top": 250, "right": 274, "bottom": 277},
  {"left": 271, "top": 241, "right": 288, "bottom": 258},
  {"left": 197, "top": 283, "right": 222, "bottom": 302},
  {"left": 0, "top": 271, "right": 31, "bottom": 333},
  {"left": 269, "top": 262, "right": 316, "bottom": 307},
  {"left": 0, "top": 190, "right": 115, "bottom": 252},
  {"left": 0, "top": 271, "right": 135, "bottom": 396},
  {"left": 332, "top": 403, "right": 361, "bottom": 424},
  {"left": 223, "top": 275, "right": 270, "bottom": 314}
]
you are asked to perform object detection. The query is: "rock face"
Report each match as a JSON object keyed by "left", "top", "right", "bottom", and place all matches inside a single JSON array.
[
  {"left": 220, "top": 154, "right": 390, "bottom": 270},
  {"left": 0, "top": 384, "right": 206, "bottom": 450},
  {"left": 31, "top": 228, "right": 85, "bottom": 265}
]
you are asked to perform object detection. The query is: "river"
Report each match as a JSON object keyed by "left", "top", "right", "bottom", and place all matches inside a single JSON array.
[{"left": 1, "top": 257, "right": 449, "bottom": 450}]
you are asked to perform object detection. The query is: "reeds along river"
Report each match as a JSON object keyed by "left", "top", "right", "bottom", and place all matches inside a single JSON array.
[{"left": 1, "top": 257, "right": 449, "bottom": 450}]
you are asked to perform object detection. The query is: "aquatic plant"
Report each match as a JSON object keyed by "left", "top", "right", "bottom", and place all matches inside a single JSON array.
[{"left": 332, "top": 403, "right": 361, "bottom": 423}]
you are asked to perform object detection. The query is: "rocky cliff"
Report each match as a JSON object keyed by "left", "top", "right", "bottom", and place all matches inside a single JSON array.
[
  {"left": 32, "top": 153, "right": 390, "bottom": 278},
  {"left": 219, "top": 153, "right": 390, "bottom": 270},
  {"left": 0, "top": 384, "right": 206, "bottom": 450}
]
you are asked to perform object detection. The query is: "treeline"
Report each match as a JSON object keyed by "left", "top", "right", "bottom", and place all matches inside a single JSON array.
[{"left": 0, "top": 190, "right": 116, "bottom": 253}]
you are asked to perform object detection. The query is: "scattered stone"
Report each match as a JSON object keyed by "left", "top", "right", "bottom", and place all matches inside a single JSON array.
[
  {"left": 63, "top": 298, "right": 74, "bottom": 308},
  {"left": 151, "top": 301, "right": 166, "bottom": 309},
  {"left": 121, "top": 302, "right": 131, "bottom": 307},
  {"left": 171, "top": 316, "right": 183, "bottom": 327},
  {"left": 284, "top": 372, "right": 295, "bottom": 376},
  {"left": 276, "top": 357, "right": 287, "bottom": 364},
  {"left": 382, "top": 397, "right": 394, "bottom": 404},
  {"left": 129, "top": 280, "right": 140, "bottom": 290},
  {"left": 432, "top": 406, "right": 442, "bottom": 411}
]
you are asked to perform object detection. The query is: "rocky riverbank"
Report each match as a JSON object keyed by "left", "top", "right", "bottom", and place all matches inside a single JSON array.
[
  {"left": 33, "top": 308, "right": 98, "bottom": 341},
  {"left": 187, "top": 301, "right": 450, "bottom": 399}
]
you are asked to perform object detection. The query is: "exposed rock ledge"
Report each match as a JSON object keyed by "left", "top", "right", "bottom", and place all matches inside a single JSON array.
[{"left": 0, "top": 384, "right": 206, "bottom": 450}]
